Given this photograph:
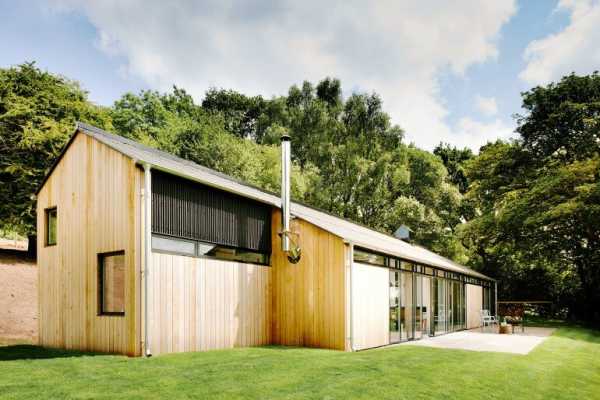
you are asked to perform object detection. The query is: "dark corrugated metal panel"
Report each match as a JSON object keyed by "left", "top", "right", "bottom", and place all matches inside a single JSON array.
[{"left": 152, "top": 170, "right": 271, "bottom": 253}]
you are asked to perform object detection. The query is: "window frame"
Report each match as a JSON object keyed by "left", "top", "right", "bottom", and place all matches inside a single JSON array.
[
  {"left": 45, "top": 206, "right": 57, "bottom": 247},
  {"left": 97, "top": 250, "right": 126, "bottom": 317},
  {"left": 353, "top": 247, "right": 391, "bottom": 267},
  {"left": 151, "top": 234, "right": 271, "bottom": 267}
]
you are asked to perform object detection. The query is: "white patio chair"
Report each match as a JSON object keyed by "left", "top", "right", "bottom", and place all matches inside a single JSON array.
[{"left": 480, "top": 309, "right": 497, "bottom": 331}]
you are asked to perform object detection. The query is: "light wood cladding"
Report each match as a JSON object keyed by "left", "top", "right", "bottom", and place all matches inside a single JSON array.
[
  {"left": 147, "top": 253, "right": 271, "bottom": 355},
  {"left": 37, "top": 130, "right": 350, "bottom": 356},
  {"left": 37, "top": 132, "right": 143, "bottom": 356},
  {"left": 466, "top": 283, "right": 483, "bottom": 329},
  {"left": 351, "top": 262, "right": 389, "bottom": 350},
  {"left": 271, "top": 210, "right": 346, "bottom": 350}
]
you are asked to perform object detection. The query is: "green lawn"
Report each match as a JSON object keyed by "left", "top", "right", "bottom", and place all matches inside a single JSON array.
[{"left": 1, "top": 325, "right": 599, "bottom": 399}]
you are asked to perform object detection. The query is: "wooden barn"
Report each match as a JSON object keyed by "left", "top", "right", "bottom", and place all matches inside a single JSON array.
[{"left": 36, "top": 122, "right": 496, "bottom": 356}]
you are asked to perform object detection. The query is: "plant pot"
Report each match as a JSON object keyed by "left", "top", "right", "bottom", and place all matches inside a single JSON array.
[{"left": 499, "top": 324, "right": 511, "bottom": 334}]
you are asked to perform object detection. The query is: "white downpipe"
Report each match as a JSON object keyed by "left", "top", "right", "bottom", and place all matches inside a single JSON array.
[
  {"left": 143, "top": 163, "right": 152, "bottom": 357},
  {"left": 348, "top": 242, "right": 355, "bottom": 351}
]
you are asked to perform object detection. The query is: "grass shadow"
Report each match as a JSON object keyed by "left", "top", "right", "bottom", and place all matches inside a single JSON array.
[
  {"left": 525, "top": 318, "right": 600, "bottom": 345},
  {"left": 552, "top": 326, "right": 600, "bottom": 344},
  {"left": 0, "top": 345, "right": 101, "bottom": 361}
]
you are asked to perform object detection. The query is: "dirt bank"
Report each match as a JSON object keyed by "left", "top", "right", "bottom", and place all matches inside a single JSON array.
[{"left": 0, "top": 250, "right": 37, "bottom": 344}]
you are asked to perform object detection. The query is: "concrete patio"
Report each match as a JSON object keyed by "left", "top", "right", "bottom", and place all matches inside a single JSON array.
[{"left": 402, "top": 327, "right": 555, "bottom": 355}]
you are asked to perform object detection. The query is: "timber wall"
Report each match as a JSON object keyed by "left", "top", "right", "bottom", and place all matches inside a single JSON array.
[
  {"left": 271, "top": 210, "right": 346, "bottom": 350},
  {"left": 466, "top": 283, "right": 483, "bottom": 329},
  {"left": 147, "top": 252, "right": 271, "bottom": 355},
  {"left": 37, "top": 132, "right": 143, "bottom": 356},
  {"left": 351, "top": 262, "right": 389, "bottom": 350}
]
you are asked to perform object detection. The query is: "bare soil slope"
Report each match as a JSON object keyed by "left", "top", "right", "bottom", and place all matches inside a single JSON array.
[{"left": 0, "top": 250, "right": 37, "bottom": 344}]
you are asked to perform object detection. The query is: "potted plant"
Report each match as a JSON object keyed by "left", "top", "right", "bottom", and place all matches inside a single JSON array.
[{"left": 499, "top": 317, "right": 511, "bottom": 334}]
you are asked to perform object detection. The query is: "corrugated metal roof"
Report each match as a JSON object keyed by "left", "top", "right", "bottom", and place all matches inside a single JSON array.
[{"left": 64, "top": 122, "right": 494, "bottom": 280}]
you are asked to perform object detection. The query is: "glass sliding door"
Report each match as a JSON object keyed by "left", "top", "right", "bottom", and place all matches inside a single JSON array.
[
  {"left": 434, "top": 277, "right": 447, "bottom": 335},
  {"left": 401, "top": 271, "right": 413, "bottom": 340},
  {"left": 389, "top": 270, "right": 401, "bottom": 343},
  {"left": 423, "top": 276, "right": 431, "bottom": 336},
  {"left": 414, "top": 274, "right": 423, "bottom": 340},
  {"left": 460, "top": 283, "right": 466, "bottom": 330},
  {"left": 445, "top": 279, "right": 452, "bottom": 332},
  {"left": 452, "top": 280, "right": 460, "bottom": 331}
]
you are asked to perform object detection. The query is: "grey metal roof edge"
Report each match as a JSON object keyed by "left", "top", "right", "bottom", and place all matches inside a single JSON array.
[
  {"left": 35, "top": 124, "right": 81, "bottom": 195},
  {"left": 68, "top": 122, "right": 494, "bottom": 281},
  {"left": 76, "top": 122, "right": 285, "bottom": 206}
]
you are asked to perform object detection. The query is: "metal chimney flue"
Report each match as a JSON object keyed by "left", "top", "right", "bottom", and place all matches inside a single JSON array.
[{"left": 281, "top": 134, "right": 291, "bottom": 252}]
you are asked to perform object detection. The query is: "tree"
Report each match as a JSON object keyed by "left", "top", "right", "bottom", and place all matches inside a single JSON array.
[
  {"left": 463, "top": 73, "right": 600, "bottom": 323},
  {"left": 433, "top": 143, "right": 474, "bottom": 193},
  {"left": 517, "top": 72, "right": 600, "bottom": 161},
  {"left": 197, "top": 78, "right": 467, "bottom": 261},
  {"left": 0, "top": 62, "right": 111, "bottom": 236},
  {"left": 111, "top": 88, "right": 317, "bottom": 201},
  {"left": 111, "top": 87, "right": 203, "bottom": 153},
  {"left": 201, "top": 88, "right": 266, "bottom": 140}
]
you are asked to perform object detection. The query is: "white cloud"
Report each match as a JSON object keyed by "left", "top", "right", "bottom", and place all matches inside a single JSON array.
[
  {"left": 520, "top": 0, "right": 600, "bottom": 85},
  {"left": 51, "top": 0, "right": 516, "bottom": 151},
  {"left": 475, "top": 95, "right": 499, "bottom": 117},
  {"left": 450, "top": 117, "right": 515, "bottom": 151}
]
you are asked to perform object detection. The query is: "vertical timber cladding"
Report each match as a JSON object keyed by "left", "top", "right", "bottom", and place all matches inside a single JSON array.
[
  {"left": 149, "top": 169, "right": 273, "bottom": 354},
  {"left": 466, "top": 283, "right": 483, "bottom": 329},
  {"left": 271, "top": 210, "right": 346, "bottom": 350},
  {"left": 37, "top": 132, "right": 142, "bottom": 356},
  {"left": 147, "top": 253, "right": 272, "bottom": 355},
  {"left": 351, "top": 263, "right": 389, "bottom": 350},
  {"left": 151, "top": 170, "right": 271, "bottom": 253}
]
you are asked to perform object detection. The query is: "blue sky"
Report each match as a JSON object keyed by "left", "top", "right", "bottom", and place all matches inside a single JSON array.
[
  {"left": 1, "top": 0, "right": 598, "bottom": 151},
  {"left": 1, "top": 1, "right": 147, "bottom": 104},
  {"left": 440, "top": 1, "right": 569, "bottom": 128}
]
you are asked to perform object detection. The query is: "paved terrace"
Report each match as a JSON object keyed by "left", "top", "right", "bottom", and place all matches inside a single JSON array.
[{"left": 402, "top": 327, "right": 556, "bottom": 354}]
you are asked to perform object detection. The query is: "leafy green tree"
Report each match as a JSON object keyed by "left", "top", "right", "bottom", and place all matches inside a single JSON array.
[
  {"left": 433, "top": 143, "right": 473, "bottom": 193},
  {"left": 201, "top": 88, "right": 266, "bottom": 140},
  {"left": 463, "top": 73, "right": 600, "bottom": 322},
  {"left": 517, "top": 72, "right": 600, "bottom": 161},
  {"left": 197, "top": 78, "right": 466, "bottom": 261},
  {"left": 111, "top": 87, "right": 204, "bottom": 153},
  {"left": 0, "top": 62, "right": 111, "bottom": 236},
  {"left": 112, "top": 88, "right": 316, "bottom": 201}
]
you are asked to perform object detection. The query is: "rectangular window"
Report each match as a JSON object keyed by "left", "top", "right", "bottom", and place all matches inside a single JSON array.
[
  {"left": 45, "top": 207, "right": 57, "bottom": 246},
  {"left": 151, "top": 235, "right": 270, "bottom": 266},
  {"left": 98, "top": 251, "right": 125, "bottom": 316},
  {"left": 400, "top": 261, "right": 413, "bottom": 271},
  {"left": 152, "top": 235, "right": 196, "bottom": 256},
  {"left": 353, "top": 247, "right": 387, "bottom": 266},
  {"left": 202, "top": 244, "right": 270, "bottom": 265}
]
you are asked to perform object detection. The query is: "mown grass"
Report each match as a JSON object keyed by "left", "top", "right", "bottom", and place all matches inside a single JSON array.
[{"left": 1, "top": 324, "right": 599, "bottom": 399}]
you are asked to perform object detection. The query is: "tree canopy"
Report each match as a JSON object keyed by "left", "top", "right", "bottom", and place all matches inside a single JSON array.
[
  {"left": 462, "top": 73, "right": 600, "bottom": 323},
  {"left": 0, "top": 62, "right": 111, "bottom": 235}
]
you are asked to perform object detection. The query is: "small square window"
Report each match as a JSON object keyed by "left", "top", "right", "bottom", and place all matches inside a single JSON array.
[
  {"left": 45, "top": 207, "right": 57, "bottom": 246},
  {"left": 98, "top": 251, "right": 125, "bottom": 316}
]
